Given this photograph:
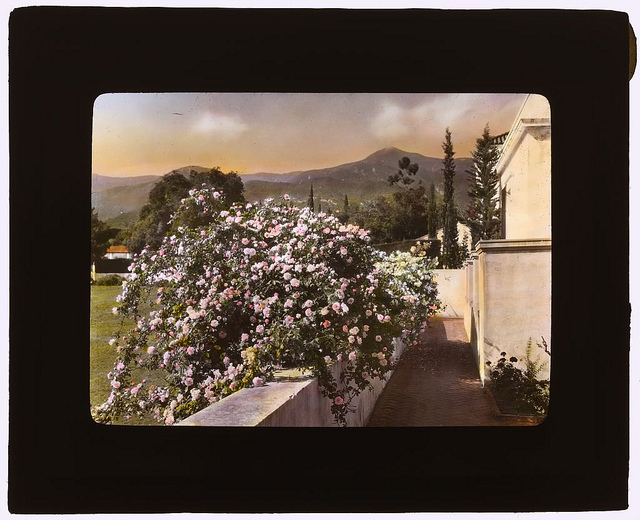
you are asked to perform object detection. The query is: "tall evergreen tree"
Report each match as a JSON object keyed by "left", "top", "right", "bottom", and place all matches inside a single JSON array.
[
  {"left": 440, "top": 128, "right": 462, "bottom": 268},
  {"left": 317, "top": 200, "right": 322, "bottom": 213},
  {"left": 465, "top": 124, "right": 501, "bottom": 246},
  {"left": 427, "top": 182, "right": 439, "bottom": 239},
  {"left": 308, "top": 184, "right": 315, "bottom": 212},
  {"left": 343, "top": 194, "right": 349, "bottom": 212}
]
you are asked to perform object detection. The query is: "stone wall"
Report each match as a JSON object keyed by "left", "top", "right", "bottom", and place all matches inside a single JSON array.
[{"left": 178, "top": 337, "right": 407, "bottom": 427}]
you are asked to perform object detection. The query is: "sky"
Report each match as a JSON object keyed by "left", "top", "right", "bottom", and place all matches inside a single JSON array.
[{"left": 92, "top": 92, "right": 529, "bottom": 177}]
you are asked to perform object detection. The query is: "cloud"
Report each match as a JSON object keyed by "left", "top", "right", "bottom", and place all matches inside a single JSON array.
[
  {"left": 192, "top": 112, "right": 248, "bottom": 139},
  {"left": 371, "top": 97, "right": 477, "bottom": 141},
  {"left": 370, "top": 103, "right": 412, "bottom": 141}
]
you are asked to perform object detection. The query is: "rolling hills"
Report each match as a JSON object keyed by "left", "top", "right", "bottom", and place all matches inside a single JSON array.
[{"left": 92, "top": 148, "right": 474, "bottom": 228}]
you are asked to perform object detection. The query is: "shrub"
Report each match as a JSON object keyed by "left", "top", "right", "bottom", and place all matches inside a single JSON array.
[
  {"left": 95, "top": 275, "right": 125, "bottom": 286},
  {"left": 486, "top": 339, "right": 550, "bottom": 415},
  {"left": 92, "top": 187, "right": 441, "bottom": 426}
]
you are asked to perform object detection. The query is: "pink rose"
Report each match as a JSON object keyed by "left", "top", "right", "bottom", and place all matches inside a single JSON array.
[{"left": 334, "top": 396, "right": 344, "bottom": 405}]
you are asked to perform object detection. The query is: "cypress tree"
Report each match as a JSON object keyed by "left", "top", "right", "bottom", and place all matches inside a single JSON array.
[
  {"left": 441, "top": 128, "right": 461, "bottom": 268},
  {"left": 427, "top": 181, "right": 438, "bottom": 239},
  {"left": 465, "top": 124, "right": 501, "bottom": 246},
  {"left": 308, "top": 184, "right": 315, "bottom": 212},
  {"left": 343, "top": 194, "right": 349, "bottom": 212}
]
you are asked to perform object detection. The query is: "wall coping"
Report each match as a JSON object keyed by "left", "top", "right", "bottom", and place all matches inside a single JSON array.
[
  {"left": 178, "top": 337, "right": 407, "bottom": 427},
  {"left": 177, "top": 379, "right": 312, "bottom": 426},
  {"left": 476, "top": 238, "right": 551, "bottom": 254}
]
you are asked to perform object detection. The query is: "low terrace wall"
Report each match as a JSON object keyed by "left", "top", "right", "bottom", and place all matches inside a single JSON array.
[{"left": 179, "top": 337, "right": 407, "bottom": 427}]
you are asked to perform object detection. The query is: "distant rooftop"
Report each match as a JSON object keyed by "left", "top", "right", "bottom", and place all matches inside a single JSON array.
[{"left": 106, "top": 245, "right": 129, "bottom": 253}]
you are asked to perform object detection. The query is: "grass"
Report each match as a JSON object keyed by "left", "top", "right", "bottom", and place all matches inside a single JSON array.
[
  {"left": 90, "top": 285, "right": 165, "bottom": 425},
  {"left": 90, "top": 285, "right": 128, "bottom": 409}
]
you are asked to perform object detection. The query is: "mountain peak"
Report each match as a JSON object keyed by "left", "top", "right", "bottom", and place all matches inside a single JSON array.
[{"left": 366, "top": 146, "right": 408, "bottom": 159}]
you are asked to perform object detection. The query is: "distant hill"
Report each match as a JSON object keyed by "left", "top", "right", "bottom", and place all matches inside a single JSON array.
[
  {"left": 91, "top": 166, "right": 210, "bottom": 225},
  {"left": 92, "top": 150, "right": 474, "bottom": 226},
  {"left": 242, "top": 147, "right": 474, "bottom": 207}
]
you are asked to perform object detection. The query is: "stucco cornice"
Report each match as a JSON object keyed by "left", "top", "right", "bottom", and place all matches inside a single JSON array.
[
  {"left": 476, "top": 238, "right": 552, "bottom": 254},
  {"left": 496, "top": 117, "right": 551, "bottom": 173}
]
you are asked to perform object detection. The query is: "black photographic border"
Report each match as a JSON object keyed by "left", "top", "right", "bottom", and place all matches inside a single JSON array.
[{"left": 8, "top": 7, "right": 630, "bottom": 514}]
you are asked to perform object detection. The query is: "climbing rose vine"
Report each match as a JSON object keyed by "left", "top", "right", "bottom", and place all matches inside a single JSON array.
[{"left": 92, "top": 187, "right": 441, "bottom": 426}]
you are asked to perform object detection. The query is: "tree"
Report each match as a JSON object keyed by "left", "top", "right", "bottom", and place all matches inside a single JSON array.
[
  {"left": 386, "top": 156, "right": 427, "bottom": 241},
  {"left": 351, "top": 188, "right": 427, "bottom": 244},
  {"left": 91, "top": 207, "right": 112, "bottom": 263},
  {"left": 337, "top": 194, "right": 350, "bottom": 223},
  {"left": 440, "top": 128, "right": 462, "bottom": 268},
  {"left": 388, "top": 156, "right": 420, "bottom": 188},
  {"left": 427, "top": 182, "right": 439, "bottom": 239},
  {"left": 125, "top": 168, "right": 245, "bottom": 253},
  {"left": 189, "top": 167, "right": 245, "bottom": 204},
  {"left": 308, "top": 184, "right": 315, "bottom": 212},
  {"left": 465, "top": 124, "right": 501, "bottom": 246}
]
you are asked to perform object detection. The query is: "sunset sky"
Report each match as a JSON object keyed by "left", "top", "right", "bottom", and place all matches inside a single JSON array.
[{"left": 92, "top": 93, "right": 528, "bottom": 177}]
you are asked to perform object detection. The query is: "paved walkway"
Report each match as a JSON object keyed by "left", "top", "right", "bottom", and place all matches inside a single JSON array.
[{"left": 367, "top": 317, "right": 526, "bottom": 427}]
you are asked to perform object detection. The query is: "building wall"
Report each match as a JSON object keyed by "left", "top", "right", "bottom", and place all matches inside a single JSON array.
[
  {"left": 497, "top": 94, "right": 551, "bottom": 241},
  {"left": 463, "top": 94, "right": 552, "bottom": 384},
  {"left": 433, "top": 269, "right": 467, "bottom": 319}
]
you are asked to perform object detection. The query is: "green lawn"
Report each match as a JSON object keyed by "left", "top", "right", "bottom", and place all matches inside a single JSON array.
[
  {"left": 90, "top": 285, "right": 128, "bottom": 409},
  {"left": 90, "top": 285, "right": 164, "bottom": 424}
]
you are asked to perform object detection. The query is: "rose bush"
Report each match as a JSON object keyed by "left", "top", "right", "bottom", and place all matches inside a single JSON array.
[{"left": 92, "top": 187, "right": 441, "bottom": 426}]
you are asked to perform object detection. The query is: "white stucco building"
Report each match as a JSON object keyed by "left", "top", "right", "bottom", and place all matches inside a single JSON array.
[{"left": 464, "top": 94, "right": 552, "bottom": 381}]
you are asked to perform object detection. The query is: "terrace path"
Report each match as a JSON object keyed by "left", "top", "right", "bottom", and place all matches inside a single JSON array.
[{"left": 367, "top": 317, "right": 525, "bottom": 427}]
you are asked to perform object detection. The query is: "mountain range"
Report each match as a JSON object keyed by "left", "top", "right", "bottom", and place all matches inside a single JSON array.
[{"left": 92, "top": 148, "right": 474, "bottom": 228}]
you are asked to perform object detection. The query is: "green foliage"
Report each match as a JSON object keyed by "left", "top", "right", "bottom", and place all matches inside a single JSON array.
[
  {"left": 486, "top": 341, "right": 550, "bottom": 416},
  {"left": 440, "top": 128, "right": 464, "bottom": 269},
  {"left": 465, "top": 124, "right": 501, "bottom": 245},
  {"left": 125, "top": 168, "right": 245, "bottom": 254},
  {"left": 95, "top": 274, "right": 125, "bottom": 286},
  {"left": 92, "top": 188, "right": 441, "bottom": 426},
  {"left": 352, "top": 187, "right": 428, "bottom": 244},
  {"left": 387, "top": 156, "right": 420, "bottom": 188},
  {"left": 91, "top": 207, "right": 112, "bottom": 264},
  {"left": 352, "top": 157, "right": 430, "bottom": 243},
  {"left": 407, "top": 239, "right": 441, "bottom": 260},
  {"left": 427, "top": 182, "right": 439, "bottom": 239},
  {"left": 308, "top": 184, "right": 315, "bottom": 212}
]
